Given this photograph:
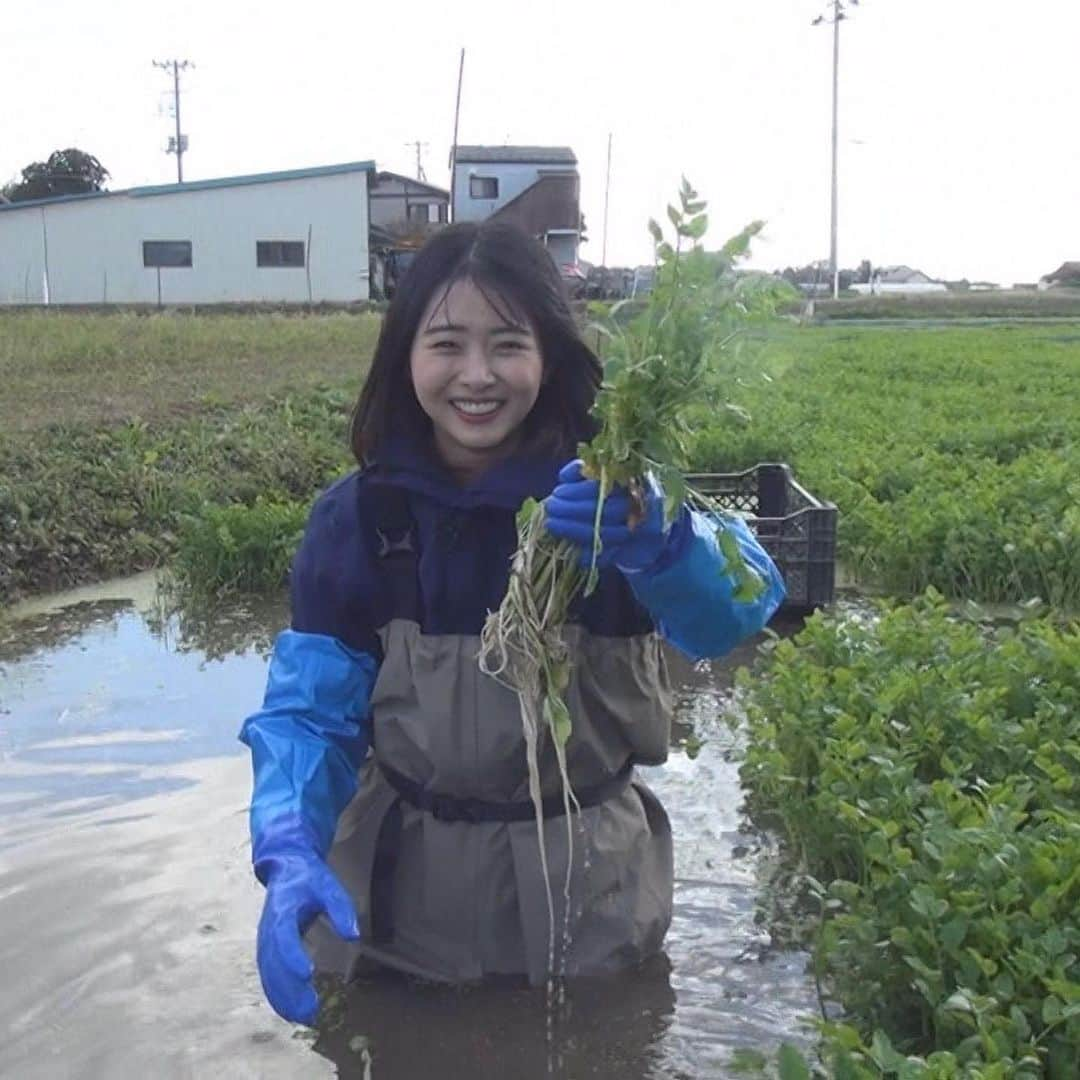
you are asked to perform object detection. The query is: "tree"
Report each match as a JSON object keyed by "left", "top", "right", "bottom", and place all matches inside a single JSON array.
[{"left": 3, "top": 148, "right": 110, "bottom": 202}]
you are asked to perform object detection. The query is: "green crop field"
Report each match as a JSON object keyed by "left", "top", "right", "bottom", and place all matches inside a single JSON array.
[{"left": 692, "top": 323, "right": 1080, "bottom": 609}]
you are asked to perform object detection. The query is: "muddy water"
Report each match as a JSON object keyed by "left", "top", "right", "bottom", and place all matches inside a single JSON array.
[{"left": 0, "top": 575, "right": 821, "bottom": 1079}]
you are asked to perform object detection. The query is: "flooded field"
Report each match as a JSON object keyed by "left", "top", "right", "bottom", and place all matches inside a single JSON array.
[{"left": 0, "top": 574, "right": 821, "bottom": 1079}]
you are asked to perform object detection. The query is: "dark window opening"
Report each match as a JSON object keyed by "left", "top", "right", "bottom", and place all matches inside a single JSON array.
[
  {"left": 257, "top": 240, "right": 306, "bottom": 268},
  {"left": 469, "top": 176, "right": 499, "bottom": 199},
  {"left": 143, "top": 240, "right": 192, "bottom": 268}
]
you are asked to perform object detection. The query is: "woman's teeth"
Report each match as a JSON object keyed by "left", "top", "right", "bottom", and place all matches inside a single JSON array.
[{"left": 453, "top": 401, "right": 501, "bottom": 415}]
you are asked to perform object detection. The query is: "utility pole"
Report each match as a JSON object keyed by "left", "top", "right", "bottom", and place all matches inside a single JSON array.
[
  {"left": 153, "top": 59, "right": 193, "bottom": 182},
  {"left": 601, "top": 133, "right": 612, "bottom": 267},
  {"left": 448, "top": 48, "right": 465, "bottom": 222},
  {"left": 813, "top": 1, "right": 857, "bottom": 299},
  {"left": 405, "top": 140, "right": 429, "bottom": 182}
]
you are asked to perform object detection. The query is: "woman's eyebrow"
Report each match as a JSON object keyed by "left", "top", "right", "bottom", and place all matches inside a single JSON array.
[
  {"left": 422, "top": 323, "right": 465, "bottom": 335},
  {"left": 490, "top": 325, "right": 531, "bottom": 337}
]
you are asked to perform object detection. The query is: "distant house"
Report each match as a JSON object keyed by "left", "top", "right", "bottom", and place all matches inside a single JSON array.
[
  {"left": 369, "top": 171, "right": 448, "bottom": 233},
  {"left": 1038, "top": 262, "right": 1080, "bottom": 290},
  {"left": 367, "top": 172, "right": 450, "bottom": 299},
  {"left": 851, "top": 264, "right": 947, "bottom": 296},
  {"left": 451, "top": 145, "right": 581, "bottom": 274}
]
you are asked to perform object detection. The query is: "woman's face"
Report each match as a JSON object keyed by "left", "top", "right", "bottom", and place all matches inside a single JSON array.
[{"left": 410, "top": 278, "right": 545, "bottom": 483}]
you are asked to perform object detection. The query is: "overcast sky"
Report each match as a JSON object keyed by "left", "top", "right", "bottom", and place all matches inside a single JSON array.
[{"left": 4, "top": 0, "right": 1077, "bottom": 284}]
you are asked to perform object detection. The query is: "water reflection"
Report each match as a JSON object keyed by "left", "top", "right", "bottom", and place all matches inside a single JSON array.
[
  {"left": 0, "top": 576, "right": 829, "bottom": 1078},
  {"left": 143, "top": 585, "right": 282, "bottom": 663},
  {"left": 310, "top": 958, "right": 680, "bottom": 1080},
  {"left": 0, "top": 575, "right": 283, "bottom": 820}
]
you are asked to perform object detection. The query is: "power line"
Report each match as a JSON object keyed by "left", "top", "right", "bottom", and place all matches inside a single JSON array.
[
  {"left": 448, "top": 48, "right": 465, "bottom": 223},
  {"left": 602, "top": 133, "right": 612, "bottom": 267},
  {"left": 812, "top": 1, "right": 860, "bottom": 299},
  {"left": 153, "top": 59, "right": 193, "bottom": 182}
]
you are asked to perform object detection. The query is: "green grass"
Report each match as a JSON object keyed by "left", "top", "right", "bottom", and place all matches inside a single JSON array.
[
  {"left": 690, "top": 323, "right": 1080, "bottom": 608},
  {"left": 0, "top": 309, "right": 378, "bottom": 434}
]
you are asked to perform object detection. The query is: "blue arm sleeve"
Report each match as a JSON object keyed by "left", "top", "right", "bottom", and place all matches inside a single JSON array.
[
  {"left": 239, "top": 629, "right": 378, "bottom": 857},
  {"left": 623, "top": 509, "right": 786, "bottom": 662}
]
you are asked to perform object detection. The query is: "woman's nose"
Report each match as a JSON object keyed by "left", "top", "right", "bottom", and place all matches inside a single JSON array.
[{"left": 459, "top": 345, "right": 497, "bottom": 386}]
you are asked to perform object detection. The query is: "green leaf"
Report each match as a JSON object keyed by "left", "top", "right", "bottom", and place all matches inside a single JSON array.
[
  {"left": 1043, "top": 995, "right": 1064, "bottom": 1025},
  {"left": 941, "top": 990, "right": 976, "bottom": 1016},
  {"left": 718, "top": 526, "right": 742, "bottom": 566},
  {"left": 1010, "top": 1005, "right": 1032, "bottom": 1040},
  {"left": 647, "top": 218, "right": 664, "bottom": 244},
  {"left": 777, "top": 1044, "right": 812, "bottom": 1080},
  {"left": 667, "top": 204, "right": 682, "bottom": 229},
  {"left": 517, "top": 497, "right": 540, "bottom": 531},
  {"left": 682, "top": 213, "right": 709, "bottom": 240},
  {"left": 661, "top": 468, "right": 686, "bottom": 524},
  {"left": 868, "top": 1030, "right": 908, "bottom": 1070},
  {"left": 657, "top": 242, "right": 675, "bottom": 263},
  {"left": 939, "top": 916, "right": 969, "bottom": 949}
]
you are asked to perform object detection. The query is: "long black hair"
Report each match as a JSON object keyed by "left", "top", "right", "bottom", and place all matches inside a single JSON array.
[{"left": 350, "top": 222, "right": 601, "bottom": 465}]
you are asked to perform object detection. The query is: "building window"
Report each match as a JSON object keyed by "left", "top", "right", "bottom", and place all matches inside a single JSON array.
[
  {"left": 407, "top": 203, "right": 430, "bottom": 223},
  {"left": 257, "top": 241, "right": 305, "bottom": 268},
  {"left": 469, "top": 176, "right": 499, "bottom": 199},
  {"left": 143, "top": 240, "right": 192, "bottom": 268}
]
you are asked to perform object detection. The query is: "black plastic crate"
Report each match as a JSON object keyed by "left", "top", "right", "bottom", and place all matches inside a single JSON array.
[{"left": 685, "top": 464, "right": 837, "bottom": 613}]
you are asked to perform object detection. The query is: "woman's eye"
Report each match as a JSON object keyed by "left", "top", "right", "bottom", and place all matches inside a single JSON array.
[
  {"left": 496, "top": 340, "right": 526, "bottom": 352},
  {"left": 431, "top": 340, "right": 458, "bottom": 351}
]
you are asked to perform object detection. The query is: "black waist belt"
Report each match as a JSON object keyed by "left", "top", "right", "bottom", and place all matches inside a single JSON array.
[{"left": 376, "top": 760, "right": 634, "bottom": 824}]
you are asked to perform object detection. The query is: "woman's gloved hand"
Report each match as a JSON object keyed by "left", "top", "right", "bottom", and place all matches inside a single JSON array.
[
  {"left": 254, "top": 821, "right": 360, "bottom": 1025},
  {"left": 543, "top": 459, "right": 670, "bottom": 572}
]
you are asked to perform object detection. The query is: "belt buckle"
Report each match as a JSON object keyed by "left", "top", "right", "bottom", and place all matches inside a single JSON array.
[{"left": 429, "top": 792, "right": 462, "bottom": 823}]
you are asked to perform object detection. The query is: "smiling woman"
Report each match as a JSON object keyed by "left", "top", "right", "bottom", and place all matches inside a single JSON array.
[
  {"left": 238, "top": 218, "right": 784, "bottom": 1026},
  {"left": 409, "top": 279, "right": 545, "bottom": 484},
  {"left": 349, "top": 222, "right": 601, "bottom": 471}
]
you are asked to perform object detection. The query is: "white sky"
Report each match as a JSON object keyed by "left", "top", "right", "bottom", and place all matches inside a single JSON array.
[{"left": 4, "top": 0, "right": 1078, "bottom": 284}]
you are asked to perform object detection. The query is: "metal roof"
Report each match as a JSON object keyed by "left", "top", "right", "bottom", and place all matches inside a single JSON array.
[
  {"left": 372, "top": 171, "right": 449, "bottom": 198},
  {"left": 453, "top": 146, "right": 577, "bottom": 166},
  {"left": 0, "top": 160, "right": 376, "bottom": 213}
]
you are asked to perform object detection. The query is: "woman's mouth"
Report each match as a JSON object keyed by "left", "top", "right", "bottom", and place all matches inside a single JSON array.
[{"left": 451, "top": 399, "right": 503, "bottom": 423}]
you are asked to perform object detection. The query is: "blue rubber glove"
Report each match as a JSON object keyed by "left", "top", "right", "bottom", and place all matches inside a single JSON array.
[
  {"left": 254, "top": 818, "right": 360, "bottom": 1025},
  {"left": 544, "top": 459, "right": 670, "bottom": 571}
]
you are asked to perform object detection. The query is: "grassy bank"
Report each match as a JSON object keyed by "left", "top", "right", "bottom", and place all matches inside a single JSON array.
[
  {"left": 0, "top": 311, "right": 379, "bottom": 603},
  {"left": 0, "top": 387, "right": 356, "bottom": 604},
  {"left": 800, "top": 289, "right": 1080, "bottom": 322}
]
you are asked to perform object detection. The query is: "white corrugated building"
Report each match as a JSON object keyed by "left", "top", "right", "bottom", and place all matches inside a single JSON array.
[{"left": 0, "top": 160, "right": 375, "bottom": 305}]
